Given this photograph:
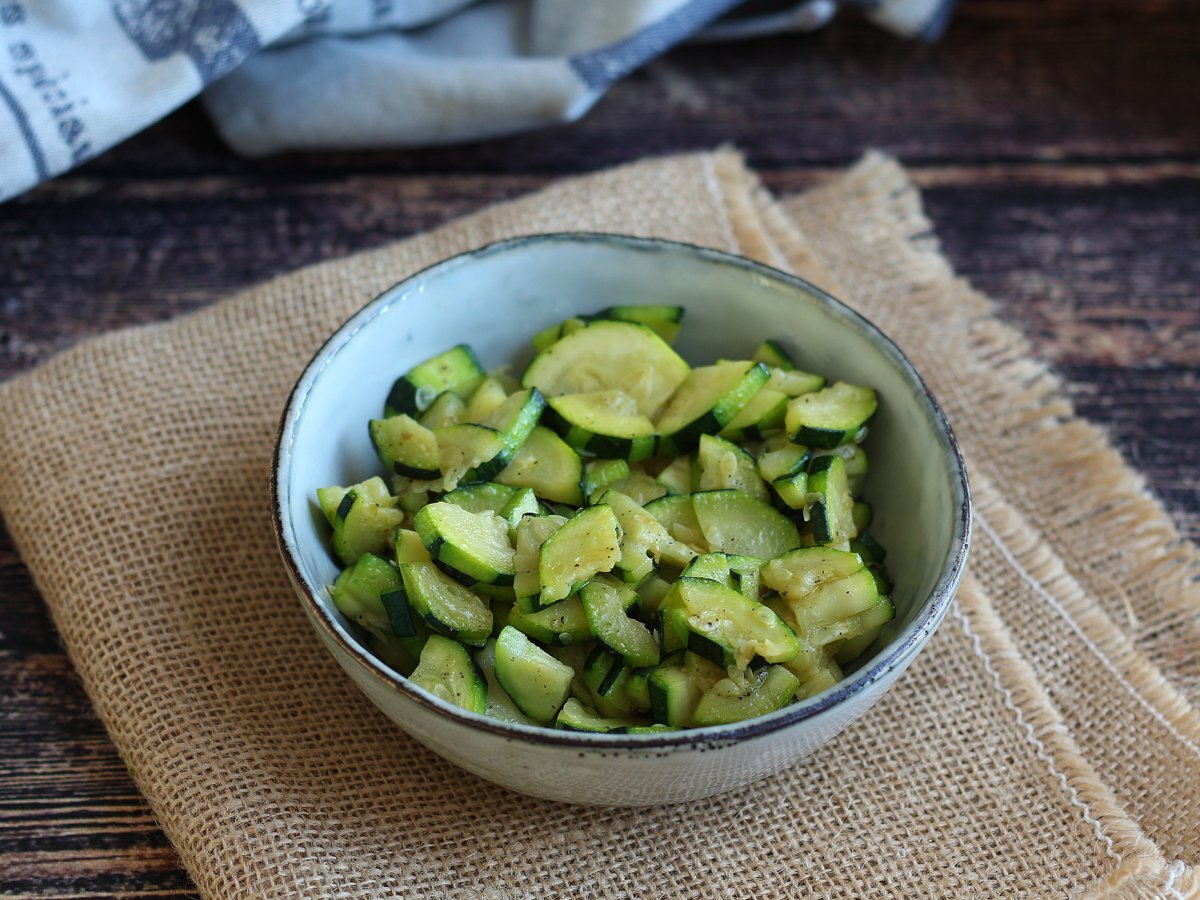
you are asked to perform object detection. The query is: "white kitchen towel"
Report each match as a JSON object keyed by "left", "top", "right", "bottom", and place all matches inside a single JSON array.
[{"left": 0, "top": 0, "right": 952, "bottom": 202}]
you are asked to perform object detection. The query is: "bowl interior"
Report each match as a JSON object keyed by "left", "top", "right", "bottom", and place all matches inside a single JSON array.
[{"left": 279, "top": 234, "right": 966, "bottom": 698}]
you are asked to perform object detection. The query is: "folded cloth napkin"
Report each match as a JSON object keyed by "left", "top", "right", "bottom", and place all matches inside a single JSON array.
[
  {"left": 0, "top": 0, "right": 953, "bottom": 202},
  {"left": 1, "top": 151, "right": 1197, "bottom": 897}
]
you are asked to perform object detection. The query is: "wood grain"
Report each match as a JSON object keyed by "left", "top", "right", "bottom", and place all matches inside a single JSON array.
[{"left": 1, "top": 0, "right": 1197, "bottom": 894}]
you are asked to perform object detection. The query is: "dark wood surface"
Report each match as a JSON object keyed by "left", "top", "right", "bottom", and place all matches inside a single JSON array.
[{"left": 2, "top": 0, "right": 1197, "bottom": 894}]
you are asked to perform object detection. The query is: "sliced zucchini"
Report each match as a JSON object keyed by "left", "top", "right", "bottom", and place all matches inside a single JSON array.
[
  {"left": 367, "top": 628, "right": 427, "bottom": 677},
  {"left": 441, "top": 482, "right": 516, "bottom": 515},
  {"left": 399, "top": 562, "right": 493, "bottom": 646},
  {"left": 412, "top": 501, "right": 516, "bottom": 586},
  {"left": 691, "top": 489, "right": 801, "bottom": 559},
  {"left": 643, "top": 493, "right": 706, "bottom": 568},
  {"left": 868, "top": 562, "right": 895, "bottom": 597},
  {"left": 832, "top": 599, "right": 894, "bottom": 666},
  {"left": 385, "top": 344, "right": 484, "bottom": 417},
  {"left": 418, "top": 390, "right": 465, "bottom": 429},
  {"left": 493, "top": 626, "right": 574, "bottom": 724},
  {"left": 316, "top": 475, "right": 391, "bottom": 526},
  {"left": 752, "top": 339, "right": 795, "bottom": 371},
  {"left": 461, "top": 376, "right": 510, "bottom": 423},
  {"left": 369, "top": 414, "right": 441, "bottom": 479},
  {"left": 807, "top": 455, "right": 855, "bottom": 547},
  {"left": 772, "top": 470, "right": 808, "bottom": 510},
  {"left": 695, "top": 434, "right": 768, "bottom": 500},
  {"left": 512, "top": 514, "right": 567, "bottom": 609},
  {"left": 474, "top": 639, "right": 535, "bottom": 724},
  {"left": 538, "top": 504, "right": 623, "bottom": 607},
  {"left": 431, "top": 423, "right": 507, "bottom": 491},
  {"left": 761, "top": 548, "right": 881, "bottom": 648},
  {"left": 495, "top": 425, "right": 586, "bottom": 506},
  {"left": 585, "top": 304, "right": 684, "bottom": 344},
  {"left": 796, "top": 654, "right": 844, "bottom": 699},
  {"left": 507, "top": 596, "right": 592, "bottom": 646},
  {"left": 850, "top": 531, "right": 887, "bottom": 565},
  {"left": 556, "top": 698, "right": 647, "bottom": 733},
  {"left": 692, "top": 666, "right": 801, "bottom": 727},
  {"left": 635, "top": 574, "right": 674, "bottom": 617},
  {"left": 481, "top": 388, "right": 547, "bottom": 474},
  {"left": 658, "top": 576, "right": 800, "bottom": 669},
  {"left": 785, "top": 381, "right": 877, "bottom": 449},
  {"left": 756, "top": 439, "right": 811, "bottom": 483},
  {"left": 599, "top": 489, "right": 671, "bottom": 584},
  {"left": 682, "top": 553, "right": 764, "bottom": 599},
  {"left": 522, "top": 320, "right": 690, "bottom": 419},
  {"left": 395, "top": 528, "right": 433, "bottom": 565},
  {"left": 718, "top": 388, "right": 788, "bottom": 442},
  {"left": 545, "top": 390, "right": 657, "bottom": 462},
  {"left": 815, "top": 442, "right": 869, "bottom": 496},
  {"left": 328, "top": 551, "right": 401, "bottom": 635},
  {"left": 410, "top": 635, "right": 487, "bottom": 714},
  {"left": 648, "top": 652, "right": 724, "bottom": 727},
  {"left": 768, "top": 368, "right": 826, "bottom": 397},
  {"left": 655, "top": 361, "right": 770, "bottom": 454},
  {"left": 608, "top": 470, "right": 667, "bottom": 506},
  {"left": 852, "top": 500, "right": 873, "bottom": 534},
  {"left": 585, "top": 458, "right": 631, "bottom": 502},
  {"left": 580, "top": 576, "right": 660, "bottom": 667},
  {"left": 655, "top": 455, "right": 692, "bottom": 495},
  {"left": 327, "top": 485, "right": 406, "bottom": 566}
]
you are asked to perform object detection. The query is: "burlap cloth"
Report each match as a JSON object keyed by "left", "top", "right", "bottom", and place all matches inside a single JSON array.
[{"left": 2, "top": 152, "right": 1198, "bottom": 898}]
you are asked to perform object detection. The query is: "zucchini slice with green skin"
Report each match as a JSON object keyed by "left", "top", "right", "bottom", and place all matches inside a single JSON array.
[
  {"left": 607, "top": 471, "right": 667, "bottom": 506},
  {"left": 752, "top": 339, "right": 795, "bottom": 371},
  {"left": 328, "top": 551, "right": 401, "bottom": 635},
  {"left": 480, "top": 388, "right": 547, "bottom": 478},
  {"left": 648, "top": 652, "right": 724, "bottom": 727},
  {"left": 368, "top": 630, "right": 423, "bottom": 676},
  {"left": 796, "top": 654, "right": 844, "bottom": 699},
  {"left": 410, "top": 635, "right": 488, "bottom": 714},
  {"left": 718, "top": 388, "right": 788, "bottom": 442},
  {"left": 512, "top": 514, "right": 567, "bottom": 610},
  {"left": 531, "top": 316, "right": 588, "bottom": 353},
  {"left": 580, "top": 576, "right": 660, "bottom": 668},
  {"left": 507, "top": 596, "right": 592, "bottom": 646},
  {"left": 522, "top": 320, "right": 690, "bottom": 420},
  {"left": 431, "top": 423, "right": 507, "bottom": 491},
  {"left": 785, "top": 381, "right": 877, "bottom": 449},
  {"left": 762, "top": 547, "right": 866, "bottom": 598},
  {"left": 537, "top": 504, "right": 623, "bottom": 607},
  {"left": 642, "top": 493, "right": 706, "bottom": 568},
  {"left": 462, "top": 377, "right": 510, "bottom": 423},
  {"left": 772, "top": 470, "right": 809, "bottom": 511},
  {"left": 691, "top": 666, "right": 801, "bottom": 727},
  {"left": 555, "top": 698, "right": 648, "bottom": 733},
  {"left": 768, "top": 368, "right": 826, "bottom": 397},
  {"left": 399, "top": 562, "right": 493, "bottom": 647},
  {"left": 850, "top": 531, "right": 887, "bottom": 565},
  {"left": 395, "top": 528, "right": 433, "bottom": 565},
  {"left": 852, "top": 500, "right": 873, "bottom": 534},
  {"left": 584, "top": 304, "right": 684, "bottom": 344},
  {"left": 807, "top": 455, "right": 856, "bottom": 547},
  {"left": 385, "top": 344, "right": 485, "bottom": 417},
  {"left": 584, "top": 458, "right": 631, "bottom": 503},
  {"left": 495, "top": 425, "right": 586, "bottom": 506},
  {"left": 327, "top": 487, "right": 406, "bottom": 566},
  {"left": 655, "top": 455, "right": 692, "bottom": 495},
  {"left": 441, "top": 482, "right": 517, "bottom": 515},
  {"left": 832, "top": 598, "right": 895, "bottom": 666},
  {"left": 493, "top": 626, "right": 574, "bottom": 724},
  {"left": 658, "top": 576, "right": 800, "bottom": 669},
  {"left": 545, "top": 390, "right": 657, "bottom": 462},
  {"left": 598, "top": 489, "right": 672, "bottom": 584},
  {"left": 655, "top": 361, "right": 770, "bottom": 455},
  {"left": 756, "top": 439, "right": 811, "bottom": 483},
  {"left": 761, "top": 549, "right": 881, "bottom": 648},
  {"left": 474, "top": 639, "right": 535, "bottom": 724},
  {"left": 635, "top": 574, "right": 674, "bottom": 616},
  {"left": 682, "top": 553, "right": 765, "bottom": 598},
  {"left": 418, "top": 390, "right": 465, "bottom": 429},
  {"left": 369, "top": 414, "right": 441, "bottom": 479},
  {"left": 695, "top": 434, "right": 768, "bottom": 500},
  {"left": 413, "top": 501, "right": 516, "bottom": 586},
  {"left": 316, "top": 475, "right": 391, "bottom": 526},
  {"left": 691, "top": 489, "right": 801, "bottom": 559}
]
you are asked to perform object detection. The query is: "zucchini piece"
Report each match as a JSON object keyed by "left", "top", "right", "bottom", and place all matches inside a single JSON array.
[
  {"left": 369, "top": 414, "right": 441, "bottom": 479},
  {"left": 648, "top": 652, "right": 724, "bottom": 727},
  {"left": 642, "top": 493, "right": 705, "bottom": 568},
  {"left": 807, "top": 455, "right": 855, "bottom": 547},
  {"left": 622, "top": 668, "right": 653, "bottom": 713},
  {"left": 316, "top": 475, "right": 391, "bottom": 526},
  {"left": 655, "top": 455, "right": 692, "bottom": 495},
  {"left": 796, "top": 654, "right": 844, "bottom": 699},
  {"left": 580, "top": 576, "right": 660, "bottom": 668},
  {"left": 850, "top": 531, "right": 887, "bottom": 565},
  {"left": 328, "top": 486, "right": 406, "bottom": 566},
  {"left": 691, "top": 666, "right": 801, "bottom": 727},
  {"left": 635, "top": 573, "right": 674, "bottom": 617},
  {"left": 608, "top": 470, "right": 667, "bottom": 506},
  {"left": 494, "top": 626, "right": 575, "bottom": 724},
  {"left": 585, "top": 458, "right": 631, "bottom": 502},
  {"left": 538, "top": 505, "right": 623, "bottom": 607},
  {"left": 772, "top": 470, "right": 808, "bottom": 510},
  {"left": 655, "top": 361, "right": 770, "bottom": 454},
  {"left": 418, "top": 390, "right": 465, "bottom": 429},
  {"left": 495, "top": 425, "right": 586, "bottom": 506},
  {"left": 328, "top": 551, "right": 401, "bottom": 635},
  {"left": 399, "top": 562, "right": 493, "bottom": 646},
  {"left": 368, "top": 629, "right": 424, "bottom": 676},
  {"left": 598, "top": 489, "right": 672, "bottom": 585},
  {"left": 531, "top": 316, "right": 588, "bottom": 353},
  {"left": 762, "top": 547, "right": 865, "bottom": 597},
  {"left": 507, "top": 596, "right": 592, "bottom": 646},
  {"left": 695, "top": 434, "right": 768, "bottom": 500},
  {"left": 815, "top": 442, "right": 869, "bottom": 496},
  {"left": 691, "top": 489, "right": 801, "bottom": 559},
  {"left": 555, "top": 698, "right": 648, "bottom": 733},
  {"left": 512, "top": 514, "right": 567, "bottom": 610},
  {"left": 682, "top": 553, "right": 764, "bottom": 599},
  {"left": 461, "top": 377, "right": 510, "bottom": 423},
  {"left": 785, "top": 381, "right": 878, "bottom": 449},
  {"left": 475, "top": 639, "right": 535, "bottom": 724},
  {"left": 410, "top": 635, "right": 487, "bottom": 714},
  {"left": 718, "top": 388, "right": 788, "bottom": 442},
  {"left": 761, "top": 549, "right": 881, "bottom": 647},
  {"left": 395, "top": 528, "right": 432, "bottom": 565},
  {"left": 658, "top": 576, "right": 800, "bottom": 669},
  {"left": 431, "top": 423, "right": 507, "bottom": 491},
  {"left": 756, "top": 439, "right": 811, "bottom": 483},
  {"left": 413, "top": 501, "right": 516, "bottom": 586},
  {"left": 768, "top": 368, "right": 826, "bottom": 397},
  {"left": 852, "top": 500, "right": 873, "bottom": 534},
  {"left": 481, "top": 388, "right": 547, "bottom": 476},
  {"left": 522, "top": 320, "right": 690, "bottom": 420},
  {"left": 868, "top": 562, "right": 895, "bottom": 597},
  {"left": 581, "top": 645, "right": 633, "bottom": 709},
  {"left": 385, "top": 344, "right": 484, "bottom": 417},
  {"left": 585, "top": 304, "right": 684, "bottom": 344},
  {"left": 441, "top": 482, "right": 517, "bottom": 515},
  {"left": 545, "top": 390, "right": 657, "bottom": 462},
  {"left": 832, "top": 599, "right": 894, "bottom": 666},
  {"left": 752, "top": 339, "right": 795, "bottom": 371}
]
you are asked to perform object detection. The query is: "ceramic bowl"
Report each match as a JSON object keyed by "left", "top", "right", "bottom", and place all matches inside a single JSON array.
[{"left": 273, "top": 233, "right": 971, "bottom": 806}]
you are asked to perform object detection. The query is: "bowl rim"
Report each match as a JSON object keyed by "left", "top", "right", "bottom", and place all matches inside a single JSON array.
[{"left": 272, "top": 231, "right": 972, "bottom": 749}]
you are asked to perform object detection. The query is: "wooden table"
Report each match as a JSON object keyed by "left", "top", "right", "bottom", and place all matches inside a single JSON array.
[{"left": 2, "top": 0, "right": 1197, "bottom": 894}]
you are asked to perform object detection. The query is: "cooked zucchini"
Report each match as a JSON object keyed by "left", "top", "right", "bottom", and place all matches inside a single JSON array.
[
  {"left": 807, "top": 454, "right": 855, "bottom": 548},
  {"left": 431, "top": 423, "right": 507, "bottom": 491},
  {"left": 385, "top": 344, "right": 484, "bottom": 417},
  {"left": 695, "top": 434, "right": 768, "bottom": 500},
  {"left": 546, "top": 390, "right": 657, "bottom": 462},
  {"left": 474, "top": 639, "right": 535, "bottom": 724},
  {"left": 399, "top": 562, "right": 493, "bottom": 646},
  {"left": 658, "top": 576, "right": 800, "bottom": 669},
  {"left": 410, "top": 635, "right": 487, "bottom": 714},
  {"left": 507, "top": 596, "right": 592, "bottom": 646},
  {"left": 655, "top": 361, "right": 770, "bottom": 454},
  {"left": 718, "top": 388, "right": 788, "bottom": 442},
  {"left": 413, "top": 501, "right": 516, "bottom": 586},
  {"left": 580, "top": 576, "right": 659, "bottom": 668},
  {"left": 418, "top": 390, "right": 465, "bottom": 429},
  {"left": 493, "top": 626, "right": 574, "bottom": 724},
  {"left": 692, "top": 666, "right": 801, "bottom": 727},
  {"left": 369, "top": 414, "right": 441, "bottom": 479},
  {"left": 785, "top": 381, "right": 877, "bottom": 448},
  {"left": 495, "top": 425, "right": 586, "bottom": 506},
  {"left": 326, "top": 484, "right": 406, "bottom": 566},
  {"left": 512, "top": 514, "right": 567, "bottom": 610},
  {"left": 691, "top": 489, "right": 800, "bottom": 559},
  {"left": 537, "top": 504, "right": 623, "bottom": 607},
  {"left": 328, "top": 551, "right": 401, "bottom": 635}
]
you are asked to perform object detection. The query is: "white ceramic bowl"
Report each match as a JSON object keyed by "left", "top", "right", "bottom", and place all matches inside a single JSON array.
[{"left": 273, "top": 233, "right": 970, "bottom": 806}]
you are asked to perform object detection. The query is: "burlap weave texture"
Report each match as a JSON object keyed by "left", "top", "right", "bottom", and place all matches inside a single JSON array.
[{"left": 1, "top": 152, "right": 1197, "bottom": 897}]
